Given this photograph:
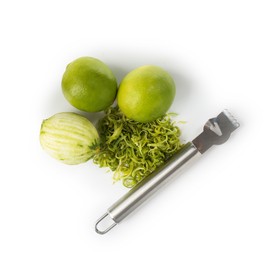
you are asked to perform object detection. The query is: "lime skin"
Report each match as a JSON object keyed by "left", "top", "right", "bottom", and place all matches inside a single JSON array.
[
  {"left": 62, "top": 57, "right": 117, "bottom": 112},
  {"left": 117, "top": 65, "right": 176, "bottom": 123}
]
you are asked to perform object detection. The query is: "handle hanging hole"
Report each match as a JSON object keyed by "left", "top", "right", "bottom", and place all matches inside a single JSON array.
[{"left": 95, "top": 213, "right": 117, "bottom": 235}]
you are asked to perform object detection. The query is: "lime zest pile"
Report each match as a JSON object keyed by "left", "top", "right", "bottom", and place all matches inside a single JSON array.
[{"left": 92, "top": 107, "right": 184, "bottom": 188}]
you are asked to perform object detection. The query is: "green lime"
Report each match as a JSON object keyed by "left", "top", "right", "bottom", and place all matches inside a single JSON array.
[
  {"left": 62, "top": 57, "right": 117, "bottom": 112},
  {"left": 117, "top": 65, "right": 176, "bottom": 123}
]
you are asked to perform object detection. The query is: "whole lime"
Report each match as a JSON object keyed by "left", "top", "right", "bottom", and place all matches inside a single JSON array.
[
  {"left": 62, "top": 57, "right": 117, "bottom": 112},
  {"left": 117, "top": 65, "right": 176, "bottom": 123}
]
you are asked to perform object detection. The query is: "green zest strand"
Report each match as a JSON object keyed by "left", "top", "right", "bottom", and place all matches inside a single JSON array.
[{"left": 92, "top": 107, "right": 184, "bottom": 188}]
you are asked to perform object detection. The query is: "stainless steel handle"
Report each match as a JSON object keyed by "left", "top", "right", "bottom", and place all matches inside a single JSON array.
[{"left": 95, "top": 142, "right": 200, "bottom": 234}]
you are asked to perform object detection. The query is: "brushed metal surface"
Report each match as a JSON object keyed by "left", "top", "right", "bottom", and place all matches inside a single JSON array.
[{"left": 107, "top": 142, "right": 200, "bottom": 223}]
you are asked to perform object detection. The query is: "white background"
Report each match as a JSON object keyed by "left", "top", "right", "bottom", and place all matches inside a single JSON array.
[{"left": 1, "top": 0, "right": 272, "bottom": 259}]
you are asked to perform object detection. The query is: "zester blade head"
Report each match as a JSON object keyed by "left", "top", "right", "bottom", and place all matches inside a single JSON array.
[{"left": 192, "top": 109, "right": 240, "bottom": 154}]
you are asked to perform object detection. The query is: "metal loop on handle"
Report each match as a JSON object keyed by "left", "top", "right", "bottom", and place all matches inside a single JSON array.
[{"left": 95, "top": 213, "right": 117, "bottom": 235}]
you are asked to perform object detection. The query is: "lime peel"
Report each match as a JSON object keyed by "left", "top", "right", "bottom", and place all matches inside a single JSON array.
[{"left": 92, "top": 107, "right": 184, "bottom": 188}]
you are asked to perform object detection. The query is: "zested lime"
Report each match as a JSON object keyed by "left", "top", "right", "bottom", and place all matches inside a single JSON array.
[{"left": 40, "top": 112, "right": 100, "bottom": 165}]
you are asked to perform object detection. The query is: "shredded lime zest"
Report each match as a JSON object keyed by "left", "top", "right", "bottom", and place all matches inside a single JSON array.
[{"left": 92, "top": 107, "right": 184, "bottom": 188}]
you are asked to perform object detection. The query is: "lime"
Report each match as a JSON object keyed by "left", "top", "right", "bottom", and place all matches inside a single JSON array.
[
  {"left": 62, "top": 57, "right": 117, "bottom": 112},
  {"left": 117, "top": 65, "right": 176, "bottom": 122},
  {"left": 40, "top": 112, "right": 100, "bottom": 165}
]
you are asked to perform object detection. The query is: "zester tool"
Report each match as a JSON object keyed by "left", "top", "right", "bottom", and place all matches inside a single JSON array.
[{"left": 95, "top": 109, "right": 240, "bottom": 234}]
